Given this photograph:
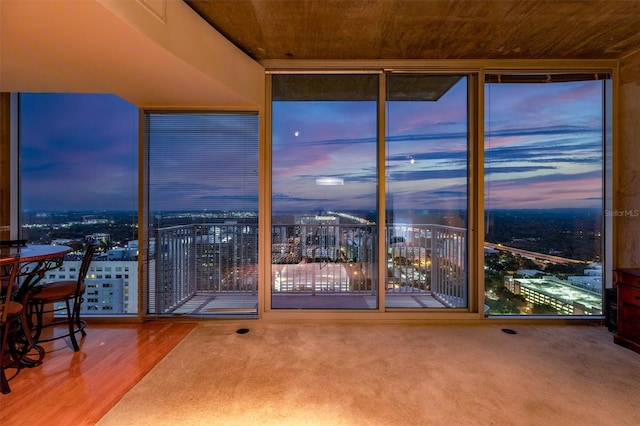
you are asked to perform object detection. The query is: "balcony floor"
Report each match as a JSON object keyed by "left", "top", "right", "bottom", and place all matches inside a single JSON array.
[{"left": 169, "top": 292, "right": 448, "bottom": 315}]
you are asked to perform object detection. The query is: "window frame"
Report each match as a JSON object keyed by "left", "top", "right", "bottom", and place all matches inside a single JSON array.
[
  {"left": 482, "top": 69, "right": 613, "bottom": 318},
  {"left": 4, "top": 60, "right": 616, "bottom": 323},
  {"left": 264, "top": 68, "right": 481, "bottom": 319},
  {"left": 141, "top": 108, "right": 262, "bottom": 319},
  {"left": 262, "top": 63, "right": 613, "bottom": 321}
]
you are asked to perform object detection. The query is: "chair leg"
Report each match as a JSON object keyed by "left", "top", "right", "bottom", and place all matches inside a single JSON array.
[
  {"left": 74, "top": 296, "right": 86, "bottom": 337},
  {"left": 1, "top": 322, "right": 12, "bottom": 394},
  {"left": 0, "top": 372, "right": 9, "bottom": 394},
  {"left": 31, "top": 302, "right": 45, "bottom": 344},
  {"left": 65, "top": 300, "right": 79, "bottom": 352},
  {"left": 28, "top": 298, "right": 87, "bottom": 352}
]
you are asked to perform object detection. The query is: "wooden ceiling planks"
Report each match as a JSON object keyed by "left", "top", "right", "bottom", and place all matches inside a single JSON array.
[{"left": 185, "top": 0, "right": 640, "bottom": 61}]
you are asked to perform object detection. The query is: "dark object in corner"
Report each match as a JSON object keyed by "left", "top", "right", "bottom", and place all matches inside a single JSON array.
[
  {"left": 501, "top": 328, "right": 517, "bottom": 335},
  {"left": 0, "top": 239, "right": 27, "bottom": 247},
  {"left": 613, "top": 269, "right": 640, "bottom": 355},
  {"left": 236, "top": 328, "right": 250, "bottom": 334},
  {"left": 604, "top": 287, "right": 618, "bottom": 332}
]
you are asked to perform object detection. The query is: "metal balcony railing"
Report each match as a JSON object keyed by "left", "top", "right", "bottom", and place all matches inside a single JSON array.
[
  {"left": 152, "top": 222, "right": 467, "bottom": 313},
  {"left": 387, "top": 224, "right": 467, "bottom": 308}
]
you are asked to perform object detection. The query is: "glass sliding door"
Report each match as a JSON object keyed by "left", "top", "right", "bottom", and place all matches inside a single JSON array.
[
  {"left": 385, "top": 75, "right": 469, "bottom": 309},
  {"left": 484, "top": 73, "right": 611, "bottom": 316},
  {"left": 145, "top": 112, "right": 259, "bottom": 317},
  {"left": 271, "top": 74, "right": 379, "bottom": 309}
]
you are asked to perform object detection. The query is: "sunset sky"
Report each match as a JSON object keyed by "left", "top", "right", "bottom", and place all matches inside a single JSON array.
[
  {"left": 21, "top": 93, "right": 138, "bottom": 212},
  {"left": 20, "top": 77, "right": 606, "bottom": 212}
]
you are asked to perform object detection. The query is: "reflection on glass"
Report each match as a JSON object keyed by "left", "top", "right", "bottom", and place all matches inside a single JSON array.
[
  {"left": 271, "top": 74, "right": 379, "bottom": 309},
  {"left": 484, "top": 75, "right": 609, "bottom": 316},
  {"left": 20, "top": 93, "right": 138, "bottom": 316},
  {"left": 385, "top": 75, "right": 469, "bottom": 309},
  {"left": 146, "top": 112, "right": 259, "bottom": 317}
]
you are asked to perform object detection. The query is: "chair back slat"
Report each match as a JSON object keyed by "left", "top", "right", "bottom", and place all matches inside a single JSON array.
[
  {"left": 78, "top": 244, "right": 98, "bottom": 288},
  {"left": 1, "top": 256, "right": 19, "bottom": 322}
]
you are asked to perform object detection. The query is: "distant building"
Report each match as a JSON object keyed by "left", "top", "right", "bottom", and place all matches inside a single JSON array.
[
  {"left": 44, "top": 258, "right": 138, "bottom": 315},
  {"left": 295, "top": 213, "right": 339, "bottom": 226},
  {"left": 516, "top": 269, "right": 546, "bottom": 277},
  {"left": 295, "top": 214, "right": 341, "bottom": 262},
  {"left": 567, "top": 275, "right": 602, "bottom": 294},
  {"left": 504, "top": 275, "right": 601, "bottom": 315},
  {"left": 82, "top": 215, "right": 110, "bottom": 225},
  {"left": 86, "top": 232, "right": 110, "bottom": 244},
  {"left": 584, "top": 264, "right": 602, "bottom": 276},
  {"left": 127, "top": 239, "right": 155, "bottom": 255},
  {"left": 273, "top": 263, "right": 349, "bottom": 292},
  {"left": 51, "top": 238, "right": 74, "bottom": 246},
  {"left": 107, "top": 247, "right": 137, "bottom": 261}
]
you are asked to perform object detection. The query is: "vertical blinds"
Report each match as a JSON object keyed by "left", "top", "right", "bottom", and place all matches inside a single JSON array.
[{"left": 145, "top": 112, "right": 259, "bottom": 214}]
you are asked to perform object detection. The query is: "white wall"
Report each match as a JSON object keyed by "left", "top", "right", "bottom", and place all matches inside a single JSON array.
[{"left": 0, "top": 0, "right": 264, "bottom": 108}]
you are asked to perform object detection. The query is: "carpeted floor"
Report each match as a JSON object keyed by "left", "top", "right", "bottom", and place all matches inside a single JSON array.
[{"left": 98, "top": 322, "right": 640, "bottom": 426}]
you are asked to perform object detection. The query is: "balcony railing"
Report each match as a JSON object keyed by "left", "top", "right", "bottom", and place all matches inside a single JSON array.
[
  {"left": 387, "top": 224, "right": 467, "bottom": 308},
  {"left": 151, "top": 222, "right": 467, "bottom": 314}
]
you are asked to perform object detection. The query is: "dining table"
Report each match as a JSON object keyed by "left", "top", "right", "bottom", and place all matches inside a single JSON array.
[{"left": 0, "top": 243, "right": 72, "bottom": 365}]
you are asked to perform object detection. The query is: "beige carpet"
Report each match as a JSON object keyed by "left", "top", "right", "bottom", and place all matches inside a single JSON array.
[{"left": 98, "top": 322, "right": 640, "bottom": 426}]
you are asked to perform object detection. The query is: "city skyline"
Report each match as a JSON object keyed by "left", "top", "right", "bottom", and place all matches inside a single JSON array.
[{"left": 20, "top": 78, "right": 606, "bottom": 212}]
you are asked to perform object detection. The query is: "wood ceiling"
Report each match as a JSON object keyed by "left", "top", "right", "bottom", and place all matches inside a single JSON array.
[{"left": 185, "top": 0, "right": 640, "bottom": 61}]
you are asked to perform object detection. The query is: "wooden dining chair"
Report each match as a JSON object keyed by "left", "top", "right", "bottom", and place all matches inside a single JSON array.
[
  {"left": 1, "top": 256, "right": 22, "bottom": 394},
  {"left": 0, "top": 240, "right": 26, "bottom": 305},
  {"left": 27, "top": 243, "right": 97, "bottom": 352}
]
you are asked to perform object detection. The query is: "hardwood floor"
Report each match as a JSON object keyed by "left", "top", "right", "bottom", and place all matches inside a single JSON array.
[{"left": 0, "top": 321, "right": 197, "bottom": 426}]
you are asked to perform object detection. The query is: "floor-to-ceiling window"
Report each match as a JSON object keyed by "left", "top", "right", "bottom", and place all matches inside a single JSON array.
[
  {"left": 271, "top": 74, "right": 380, "bottom": 309},
  {"left": 269, "top": 69, "right": 611, "bottom": 318},
  {"left": 385, "top": 74, "right": 469, "bottom": 309},
  {"left": 20, "top": 93, "right": 139, "bottom": 316},
  {"left": 483, "top": 73, "right": 612, "bottom": 316},
  {"left": 8, "top": 67, "right": 615, "bottom": 321},
  {"left": 145, "top": 111, "right": 259, "bottom": 317},
  {"left": 269, "top": 72, "right": 472, "bottom": 311}
]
